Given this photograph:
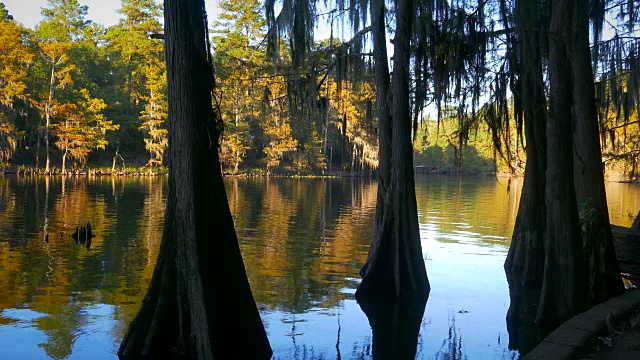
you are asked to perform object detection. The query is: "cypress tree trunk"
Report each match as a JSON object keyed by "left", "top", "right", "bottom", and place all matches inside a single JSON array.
[
  {"left": 357, "top": 0, "right": 430, "bottom": 298},
  {"left": 536, "top": 0, "right": 586, "bottom": 327},
  {"left": 505, "top": 0, "right": 547, "bottom": 288},
  {"left": 505, "top": 0, "right": 547, "bottom": 339},
  {"left": 117, "top": 0, "right": 271, "bottom": 358},
  {"left": 360, "top": 0, "right": 391, "bottom": 277},
  {"left": 570, "top": 0, "right": 624, "bottom": 304}
]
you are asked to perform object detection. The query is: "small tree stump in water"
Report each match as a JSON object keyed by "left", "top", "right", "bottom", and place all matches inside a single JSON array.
[
  {"left": 71, "top": 227, "right": 79, "bottom": 244},
  {"left": 70, "top": 223, "right": 95, "bottom": 248},
  {"left": 85, "top": 222, "right": 94, "bottom": 249},
  {"left": 78, "top": 227, "right": 86, "bottom": 245}
]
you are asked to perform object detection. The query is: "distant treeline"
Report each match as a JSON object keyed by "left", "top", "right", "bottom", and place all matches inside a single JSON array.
[
  {"left": 0, "top": 0, "right": 381, "bottom": 176},
  {"left": 1, "top": 1, "right": 638, "bottom": 177}
]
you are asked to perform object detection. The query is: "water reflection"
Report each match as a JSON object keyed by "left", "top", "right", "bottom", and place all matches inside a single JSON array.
[
  {"left": 0, "top": 175, "right": 638, "bottom": 359},
  {"left": 505, "top": 271, "right": 544, "bottom": 357},
  {"left": 0, "top": 176, "right": 164, "bottom": 359},
  {"left": 228, "top": 178, "right": 375, "bottom": 313},
  {"left": 358, "top": 295, "right": 428, "bottom": 359},
  {"left": 501, "top": 180, "right": 640, "bottom": 358}
]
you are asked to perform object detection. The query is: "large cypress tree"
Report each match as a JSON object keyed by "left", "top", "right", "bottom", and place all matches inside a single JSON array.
[
  {"left": 506, "top": 0, "right": 624, "bottom": 332},
  {"left": 356, "top": 0, "right": 430, "bottom": 298},
  {"left": 118, "top": 0, "right": 271, "bottom": 358},
  {"left": 536, "top": 0, "right": 587, "bottom": 326},
  {"left": 504, "top": 0, "right": 547, "bottom": 288},
  {"left": 570, "top": 0, "right": 624, "bottom": 304}
]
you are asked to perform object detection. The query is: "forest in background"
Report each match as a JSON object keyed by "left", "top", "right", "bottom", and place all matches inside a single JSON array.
[{"left": 0, "top": 0, "right": 638, "bottom": 177}]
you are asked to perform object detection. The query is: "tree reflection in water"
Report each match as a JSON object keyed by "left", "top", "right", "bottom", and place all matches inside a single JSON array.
[
  {"left": 505, "top": 270, "right": 545, "bottom": 358},
  {"left": 358, "top": 295, "right": 428, "bottom": 359},
  {"left": 434, "top": 314, "right": 466, "bottom": 360},
  {"left": 3, "top": 176, "right": 637, "bottom": 358}
]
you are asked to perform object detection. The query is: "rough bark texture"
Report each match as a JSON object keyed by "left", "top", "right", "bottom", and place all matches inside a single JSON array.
[
  {"left": 570, "top": 0, "right": 624, "bottom": 304},
  {"left": 357, "top": 295, "right": 428, "bottom": 359},
  {"left": 117, "top": 0, "right": 272, "bottom": 358},
  {"left": 357, "top": 0, "right": 429, "bottom": 299},
  {"left": 536, "top": 0, "right": 587, "bottom": 327},
  {"left": 367, "top": 0, "right": 391, "bottom": 250},
  {"left": 504, "top": 0, "right": 547, "bottom": 288}
]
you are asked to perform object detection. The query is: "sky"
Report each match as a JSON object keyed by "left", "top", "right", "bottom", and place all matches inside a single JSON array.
[{"left": 2, "top": 0, "right": 220, "bottom": 29}]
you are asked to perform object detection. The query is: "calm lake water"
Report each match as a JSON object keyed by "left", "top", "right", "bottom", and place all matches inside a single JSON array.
[{"left": 0, "top": 175, "right": 639, "bottom": 359}]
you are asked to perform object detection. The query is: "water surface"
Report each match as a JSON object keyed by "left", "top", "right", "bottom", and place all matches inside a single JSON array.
[{"left": 0, "top": 175, "right": 638, "bottom": 359}]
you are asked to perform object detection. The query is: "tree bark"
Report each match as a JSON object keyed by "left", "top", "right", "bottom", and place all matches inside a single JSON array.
[
  {"left": 536, "top": 0, "right": 586, "bottom": 327},
  {"left": 360, "top": 0, "right": 391, "bottom": 279},
  {"left": 505, "top": 0, "right": 547, "bottom": 289},
  {"left": 357, "top": 0, "right": 430, "bottom": 299},
  {"left": 117, "top": 0, "right": 271, "bottom": 358},
  {"left": 570, "top": 0, "right": 624, "bottom": 304}
]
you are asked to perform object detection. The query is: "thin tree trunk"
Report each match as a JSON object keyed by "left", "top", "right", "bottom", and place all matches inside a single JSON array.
[
  {"left": 35, "top": 124, "right": 41, "bottom": 170},
  {"left": 112, "top": 148, "right": 119, "bottom": 173},
  {"left": 118, "top": 0, "right": 271, "bottom": 358},
  {"left": 127, "top": 68, "right": 133, "bottom": 104},
  {"left": 323, "top": 79, "right": 330, "bottom": 160},
  {"left": 61, "top": 150, "right": 67, "bottom": 175},
  {"left": 357, "top": 0, "right": 429, "bottom": 298},
  {"left": 536, "top": 0, "right": 586, "bottom": 327},
  {"left": 351, "top": 142, "right": 356, "bottom": 174},
  {"left": 570, "top": 0, "right": 624, "bottom": 304},
  {"left": 235, "top": 110, "right": 240, "bottom": 173},
  {"left": 45, "top": 64, "right": 55, "bottom": 174}
]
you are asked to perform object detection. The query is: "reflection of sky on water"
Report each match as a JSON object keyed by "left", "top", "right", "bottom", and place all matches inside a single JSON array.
[
  {"left": 259, "top": 217, "right": 516, "bottom": 359},
  {"left": 0, "top": 176, "right": 638, "bottom": 359},
  {"left": 0, "top": 309, "right": 49, "bottom": 359},
  {"left": 1, "top": 304, "right": 118, "bottom": 360}
]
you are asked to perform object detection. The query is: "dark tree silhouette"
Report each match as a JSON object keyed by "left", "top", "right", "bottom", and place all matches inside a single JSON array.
[
  {"left": 506, "top": 0, "right": 625, "bottom": 330},
  {"left": 536, "top": 0, "right": 586, "bottom": 326},
  {"left": 357, "top": 0, "right": 430, "bottom": 299},
  {"left": 505, "top": 271, "right": 543, "bottom": 357},
  {"left": 117, "top": 0, "right": 271, "bottom": 358},
  {"left": 504, "top": 0, "right": 547, "bottom": 289},
  {"left": 570, "top": 0, "right": 624, "bottom": 304}
]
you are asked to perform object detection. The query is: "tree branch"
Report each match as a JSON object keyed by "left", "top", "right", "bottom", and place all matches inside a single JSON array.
[{"left": 317, "top": 25, "right": 373, "bottom": 91}]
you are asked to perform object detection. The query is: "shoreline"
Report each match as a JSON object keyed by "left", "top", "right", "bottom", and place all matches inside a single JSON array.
[
  {"left": 1, "top": 166, "right": 510, "bottom": 178},
  {"left": 1, "top": 166, "right": 638, "bottom": 183}
]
